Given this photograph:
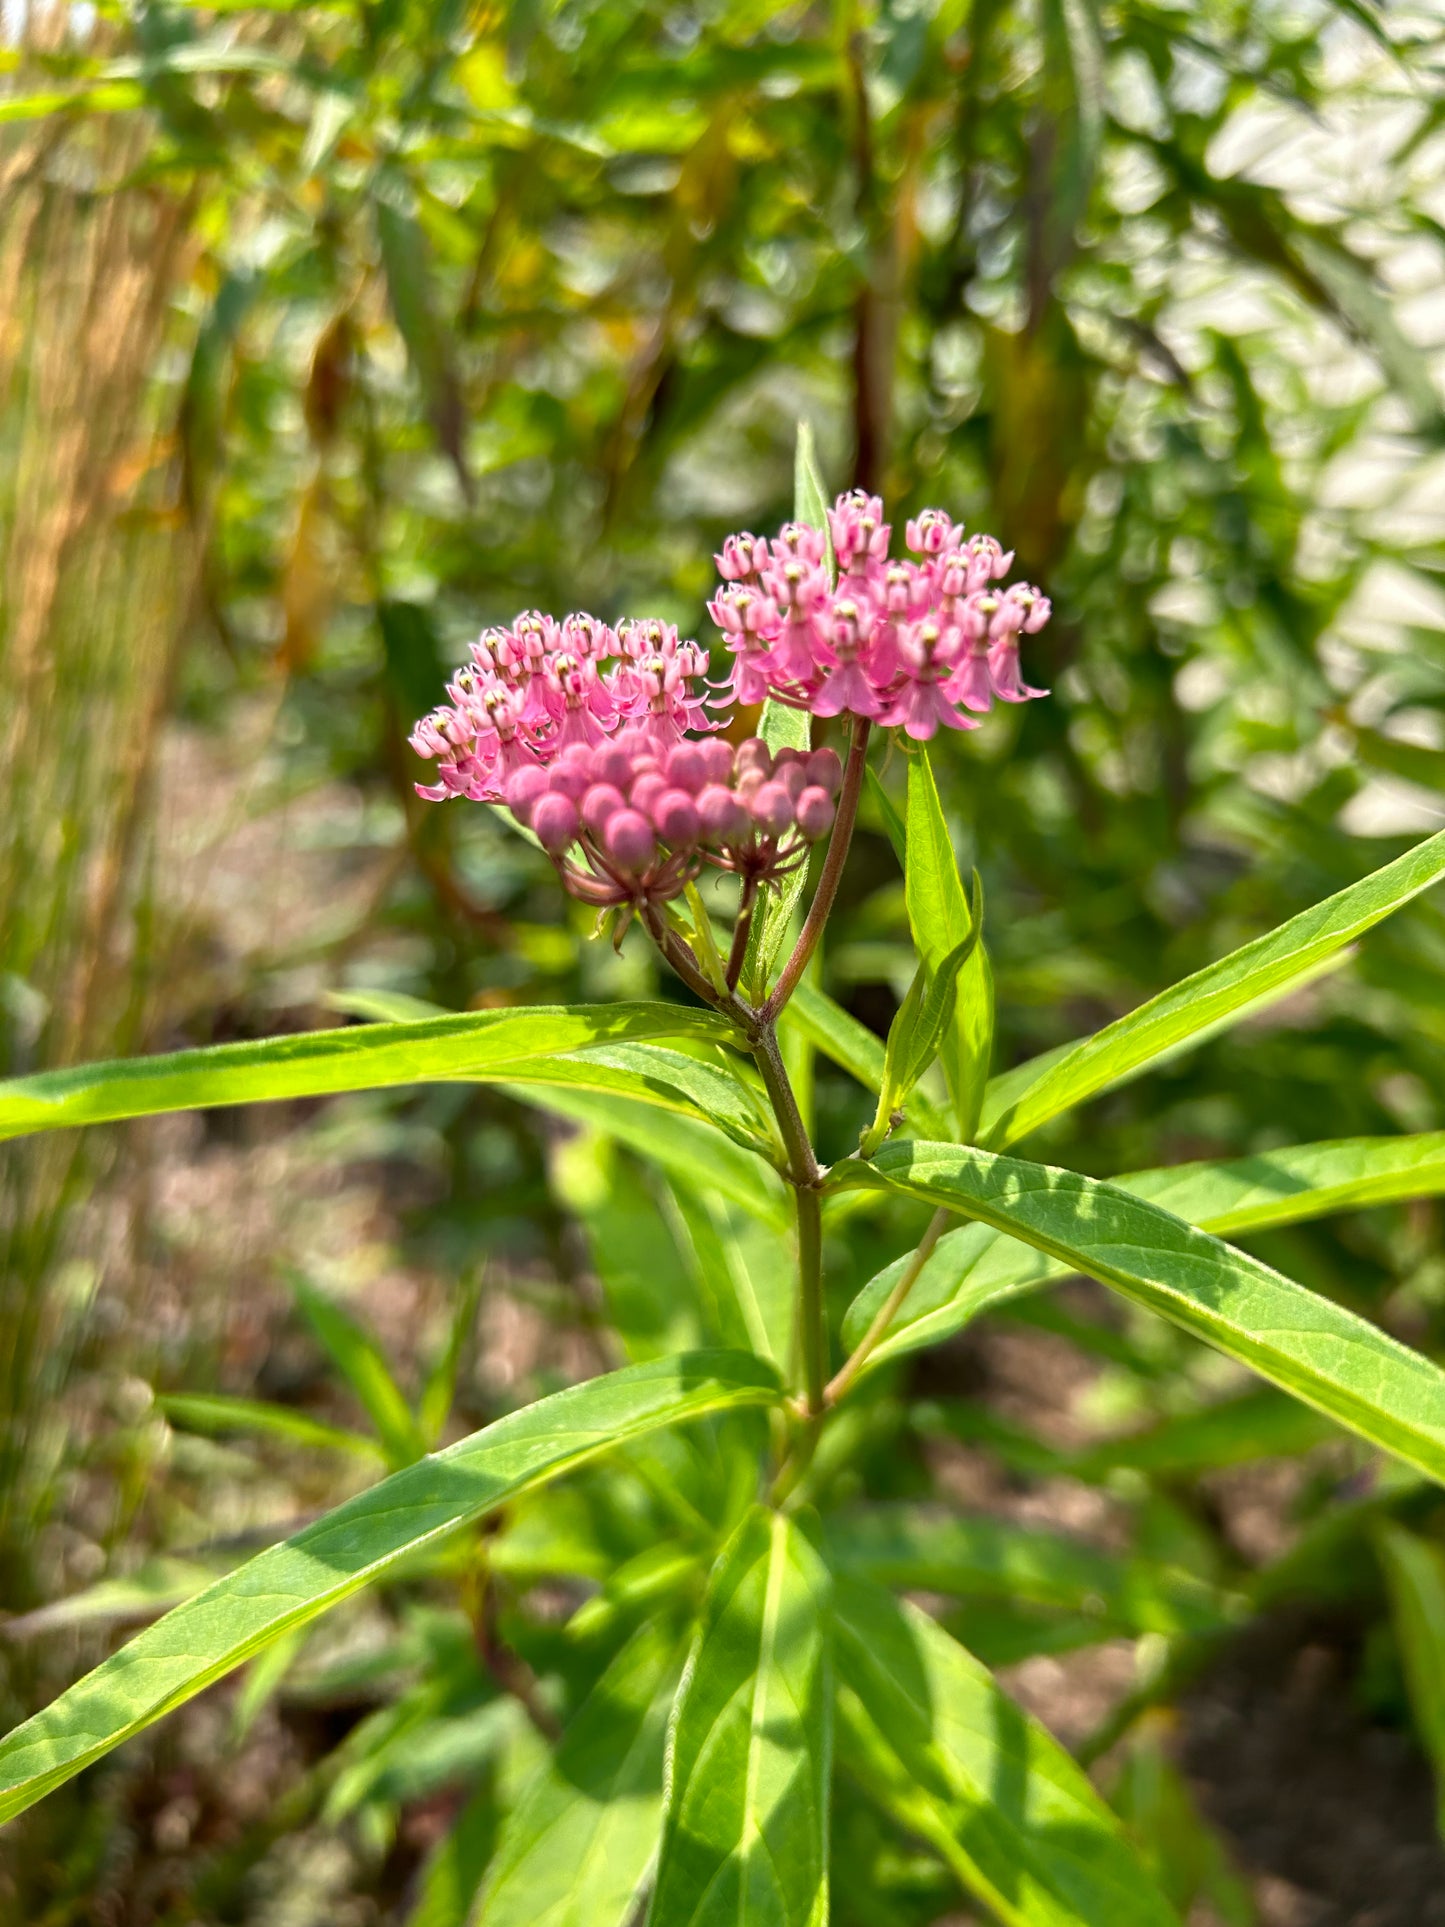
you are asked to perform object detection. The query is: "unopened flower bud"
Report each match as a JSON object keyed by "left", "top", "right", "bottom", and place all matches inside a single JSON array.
[
  {"left": 697, "top": 784, "right": 749, "bottom": 845},
  {"left": 664, "top": 744, "right": 707, "bottom": 793},
  {"left": 698, "top": 738, "right": 737, "bottom": 785},
  {"left": 629, "top": 770, "right": 668, "bottom": 817},
  {"left": 604, "top": 808, "right": 655, "bottom": 873},
  {"left": 653, "top": 788, "right": 701, "bottom": 845},
  {"left": 533, "top": 793, "right": 579, "bottom": 854},
  {"left": 735, "top": 738, "right": 772, "bottom": 779},
  {"left": 795, "top": 785, "right": 835, "bottom": 840},
  {"left": 582, "top": 782, "right": 627, "bottom": 837},
  {"left": 805, "top": 747, "right": 843, "bottom": 796},
  {"left": 775, "top": 759, "right": 807, "bottom": 801},
  {"left": 549, "top": 760, "right": 591, "bottom": 802},
  {"left": 592, "top": 744, "right": 632, "bottom": 790},
  {"left": 750, "top": 781, "right": 795, "bottom": 838},
  {"left": 505, "top": 766, "right": 550, "bottom": 826}
]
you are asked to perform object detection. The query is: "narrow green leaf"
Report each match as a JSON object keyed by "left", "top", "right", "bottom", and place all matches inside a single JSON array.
[
  {"left": 981, "top": 828, "right": 1445, "bottom": 1150},
  {"left": 792, "top": 420, "right": 835, "bottom": 578},
  {"left": 0, "top": 1352, "right": 781, "bottom": 1824},
  {"left": 373, "top": 180, "right": 473, "bottom": 501},
  {"left": 506, "top": 1086, "right": 789, "bottom": 1228},
  {"left": 837, "top": 1140, "right": 1445, "bottom": 1488},
  {"left": 906, "top": 751, "right": 993, "bottom": 1139},
  {"left": 291, "top": 1275, "right": 427, "bottom": 1468},
  {"left": 824, "top": 1506, "right": 1234, "bottom": 1636},
  {"left": 503, "top": 1043, "right": 779, "bottom": 1159},
  {"left": 665, "top": 1183, "right": 794, "bottom": 1366},
  {"left": 782, "top": 980, "right": 952, "bottom": 1143},
  {"left": 843, "top": 1133, "right": 1445, "bottom": 1366},
  {"left": 481, "top": 1621, "right": 682, "bottom": 1927},
  {"left": 407, "top": 1785, "right": 498, "bottom": 1927},
  {"left": 0, "top": 1003, "right": 736, "bottom": 1144},
  {"left": 650, "top": 1508, "right": 831, "bottom": 1927},
  {"left": 833, "top": 1577, "right": 1177, "bottom": 1927},
  {"left": 1123, "top": 1133, "right": 1445, "bottom": 1238},
  {"left": 1070, "top": 1388, "right": 1335, "bottom": 1483},
  {"left": 864, "top": 765, "right": 906, "bottom": 868},
  {"left": 158, "top": 1393, "right": 384, "bottom": 1464},
  {"left": 418, "top": 1270, "right": 485, "bottom": 1447},
  {"left": 1376, "top": 1524, "right": 1445, "bottom": 1835}
]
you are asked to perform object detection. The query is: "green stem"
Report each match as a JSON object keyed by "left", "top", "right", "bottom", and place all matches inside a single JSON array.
[
  {"left": 825, "top": 1203, "right": 949, "bottom": 1406},
  {"left": 751, "top": 1019, "right": 826, "bottom": 1416}
]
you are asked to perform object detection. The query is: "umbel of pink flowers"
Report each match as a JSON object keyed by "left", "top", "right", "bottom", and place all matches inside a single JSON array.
[{"left": 410, "top": 494, "right": 1048, "bottom": 912}]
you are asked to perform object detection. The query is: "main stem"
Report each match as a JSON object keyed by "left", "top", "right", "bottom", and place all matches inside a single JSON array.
[{"left": 751, "top": 1019, "right": 826, "bottom": 1417}]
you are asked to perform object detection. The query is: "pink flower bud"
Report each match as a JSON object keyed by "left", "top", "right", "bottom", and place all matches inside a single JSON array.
[
  {"left": 604, "top": 808, "right": 655, "bottom": 873},
  {"left": 664, "top": 744, "right": 707, "bottom": 793},
  {"left": 653, "top": 788, "right": 701, "bottom": 845},
  {"left": 581, "top": 782, "right": 627, "bottom": 837},
  {"left": 805, "top": 747, "right": 843, "bottom": 796},
  {"left": 735, "top": 768, "right": 766, "bottom": 802},
  {"left": 776, "top": 760, "right": 807, "bottom": 801},
  {"left": 504, "top": 766, "right": 550, "bottom": 826},
  {"left": 698, "top": 738, "right": 737, "bottom": 785},
  {"left": 750, "top": 781, "right": 795, "bottom": 838},
  {"left": 592, "top": 744, "right": 633, "bottom": 791},
  {"left": 795, "top": 785, "right": 835, "bottom": 840},
  {"left": 697, "top": 784, "right": 749, "bottom": 845},
  {"left": 549, "top": 760, "right": 592, "bottom": 802},
  {"left": 533, "top": 793, "right": 579, "bottom": 854},
  {"left": 629, "top": 770, "right": 668, "bottom": 816},
  {"left": 735, "top": 738, "right": 772, "bottom": 779}
]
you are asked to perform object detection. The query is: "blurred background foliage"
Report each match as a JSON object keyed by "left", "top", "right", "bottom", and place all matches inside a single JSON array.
[{"left": 2, "top": 0, "right": 1445, "bottom": 1920}]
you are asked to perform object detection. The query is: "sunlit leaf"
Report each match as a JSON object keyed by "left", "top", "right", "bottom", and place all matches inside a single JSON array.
[
  {"left": 0, "top": 1352, "right": 781, "bottom": 1823},
  {"left": 833, "top": 1576, "right": 1177, "bottom": 1926},
  {"left": 649, "top": 1508, "right": 831, "bottom": 1927},
  {"left": 980, "top": 829, "right": 1445, "bottom": 1149},
  {"left": 836, "top": 1140, "right": 1445, "bottom": 1487}
]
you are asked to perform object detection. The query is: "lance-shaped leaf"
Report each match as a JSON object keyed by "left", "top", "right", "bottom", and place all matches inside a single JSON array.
[
  {"left": 290, "top": 1274, "right": 428, "bottom": 1469},
  {"left": 0, "top": 1352, "right": 781, "bottom": 1824},
  {"left": 504, "top": 1043, "right": 779, "bottom": 1160},
  {"left": 1376, "top": 1523, "right": 1445, "bottom": 1837},
  {"left": 481, "top": 1621, "right": 683, "bottom": 1927},
  {"left": 824, "top": 1506, "right": 1235, "bottom": 1637},
  {"left": 906, "top": 750, "right": 993, "bottom": 1140},
  {"left": 834, "top": 1141, "right": 1445, "bottom": 1487},
  {"left": 860, "top": 928, "right": 978, "bottom": 1157},
  {"left": 508, "top": 1085, "right": 789, "bottom": 1229},
  {"left": 0, "top": 1003, "right": 736, "bottom": 1144},
  {"left": 833, "top": 1577, "right": 1177, "bottom": 1927},
  {"left": 842, "top": 1133, "right": 1445, "bottom": 1369},
  {"left": 649, "top": 1508, "right": 831, "bottom": 1927},
  {"left": 980, "top": 828, "right": 1445, "bottom": 1149}
]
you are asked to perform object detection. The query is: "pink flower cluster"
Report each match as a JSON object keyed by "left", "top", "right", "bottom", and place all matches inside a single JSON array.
[
  {"left": 410, "top": 613, "right": 716, "bottom": 804},
  {"left": 709, "top": 495, "right": 1050, "bottom": 738},
  {"left": 502, "top": 730, "right": 842, "bottom": 909}
]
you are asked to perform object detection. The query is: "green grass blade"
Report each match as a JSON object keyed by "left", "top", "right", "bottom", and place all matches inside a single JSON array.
[
  {"left": 290, "top": 1275, "right": 428, "bottom": 1468},
  {"left": 979, "top": 829, "right": 1445, "bottom": 1149},
  {"left": 1376, "top": 1523, "right": 1445, "bottom": 1837},
  {"left": 0, "top": 1003, "right": 737, "bottom": 1144},
  {"left": 481, "top": 1621, "right": 682, "bottom": 1927},
  {"left": 158, "top": 1393, "right": 384, "bottom": 1463},
  {"left": 0, "top": 1352, "right": 781, "bottom": 1824},
  {"left": 838, "top": 1141, "right": 1445, "bottom": 1486},
  {"left": 832, "top": 1576, "right": 1177, "bottom": 1927},
  {"left": 649, "top": 1507, "right": 831, "bottom": 1927},
  {"left": 843, "top": 1133, "right": 1445, "bottom": 1369}
]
